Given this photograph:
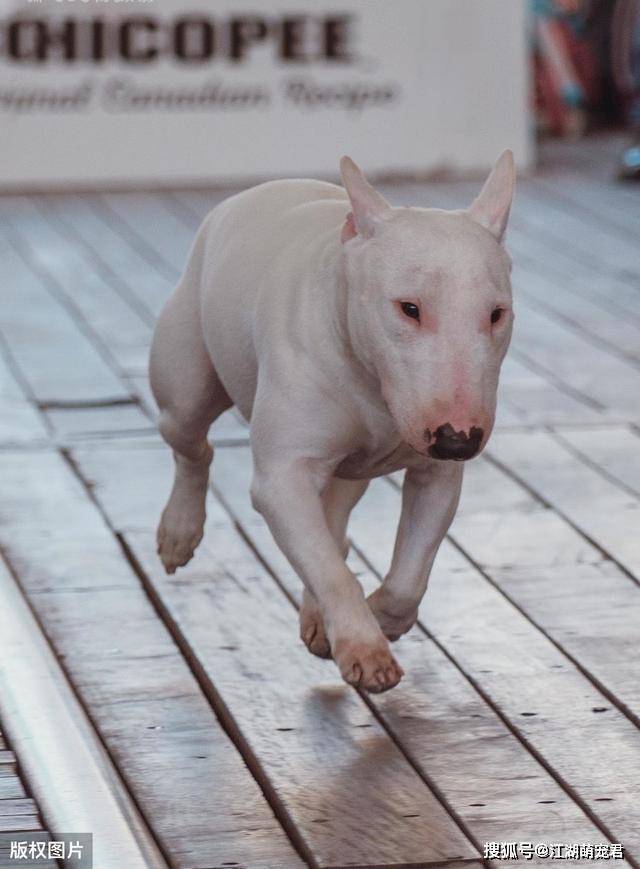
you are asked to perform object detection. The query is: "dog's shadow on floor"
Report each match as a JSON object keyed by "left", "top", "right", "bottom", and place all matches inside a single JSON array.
[{"left": 292, "top": 684, "right": 449, "bottom": 847}]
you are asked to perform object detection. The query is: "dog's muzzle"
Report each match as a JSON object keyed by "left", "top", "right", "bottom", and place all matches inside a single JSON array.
[{"left": 427, "top": 423, "right": 484, "bottom": 461}]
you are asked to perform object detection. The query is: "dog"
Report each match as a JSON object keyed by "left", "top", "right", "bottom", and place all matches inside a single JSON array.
[{"left": 149, "top": 152, "right": 515, "bottom": 693}]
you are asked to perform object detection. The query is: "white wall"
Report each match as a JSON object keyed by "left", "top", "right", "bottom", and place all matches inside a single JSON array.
[{"left": 0, "top": 0, "right": 532, "bottom": 188}]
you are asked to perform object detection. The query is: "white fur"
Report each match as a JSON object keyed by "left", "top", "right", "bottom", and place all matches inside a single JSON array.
[{"left": 149, "top": 152, "right": 515, "bottom": 693}]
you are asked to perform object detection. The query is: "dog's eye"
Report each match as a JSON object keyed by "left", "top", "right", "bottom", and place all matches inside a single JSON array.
[
  {"left": 490, "top": 307, "right": 503, "bottom": 325},
  {"left": 400, "top": 302, "right": 420, "bottom": 322}
]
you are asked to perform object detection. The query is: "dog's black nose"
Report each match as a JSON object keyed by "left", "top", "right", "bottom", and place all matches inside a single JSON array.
[{"left": 428, "top": 424, "right": 484, "bottom": 461}]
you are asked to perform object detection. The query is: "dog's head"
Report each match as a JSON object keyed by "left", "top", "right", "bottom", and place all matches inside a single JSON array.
[{"left": 340, "top": 152, "right": 515, "bottom": 461}]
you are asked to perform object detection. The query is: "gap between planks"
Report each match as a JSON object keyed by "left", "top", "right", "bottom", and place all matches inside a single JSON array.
[
  {"left": 482, "top": 450, "right": 640, "bottom": 591},
  {"left": 64, "top": 446, "right": 481, "bottom": 869},
  {"left": 69, "top": 439, "right": 638, "bottom": 865},
  {"left": 0, "top": 549, "right": 168, "bottom": 869}
]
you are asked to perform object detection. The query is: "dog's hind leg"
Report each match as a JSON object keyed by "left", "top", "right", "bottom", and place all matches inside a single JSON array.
[{"left": 149, "top": 272, "right": 232, "bottom": 574}]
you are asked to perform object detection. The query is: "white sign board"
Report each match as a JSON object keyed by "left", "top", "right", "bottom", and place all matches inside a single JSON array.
[{"left": 0, "top": 0, "right": 532, "bottom": 189}]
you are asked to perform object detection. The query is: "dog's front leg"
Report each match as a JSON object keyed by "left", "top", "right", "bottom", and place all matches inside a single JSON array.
[
  {"left": 367, "top": 462, "right": 464, "bottom": 641},
  {"left": 251, "top": 458, "right": 403, "bottom": 693}
]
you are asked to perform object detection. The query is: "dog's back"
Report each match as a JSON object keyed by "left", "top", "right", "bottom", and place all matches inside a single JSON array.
[{"left": 197, "top": 178, "right": 348, "bottom": 416}]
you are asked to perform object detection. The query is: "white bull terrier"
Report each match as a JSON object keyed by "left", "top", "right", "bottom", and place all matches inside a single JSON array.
[{"left": 149, "top": 151, "right": 515, "bottom": 694}]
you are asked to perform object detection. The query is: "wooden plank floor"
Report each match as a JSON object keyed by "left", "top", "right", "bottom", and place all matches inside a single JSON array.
[
  {"left": 0, "top": 727, "right": 57, "bottom": 869},
  {"left": 0, "top": 134, "right": 639, "bottom": 868}
]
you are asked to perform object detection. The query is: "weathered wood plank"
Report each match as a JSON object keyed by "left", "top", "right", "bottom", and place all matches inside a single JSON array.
[
  {"left": 0, "top": 799, "right": 39, "bottom": 819},
  {"left": 0, "top": 236, "right": 129, "bottom": 405},
  {"left": 488, "top": 429, "right": 640, "bottom": 581},
  {"left": 210, "top": 446, "right": 616, "bottom": 858},
  {"left": 101, "top": 193, "right": 193, "bottom": 275},
  {"left": 452, "top": 454, "right": 640, "bottom": 721},
  {"left": 509, "top": 232, "right": 640, "bottom": 328},
  {"left": 348, "top": 476, "right": 640, "bottom": 858},
  {"left": 88, "top": 195, "right": 179, "bottom": 284},
  {"left": 170, "top": 190, "right": 220, "bottom": 224},
  {"left": 0, "top": 198, "right": 151, "bottom": 380},
  {"left": 0, "top": 753, "right": 17, "bottom": 772},
  {"left": 0, "top": 830, "right": 58, "bottom": 869},
  {"left": 514, "top": 184, "right": 640, "bottom": 282},
  {"left": 45, "top": 404, "right": 153, "bottom": 439},
  {"left": 0, "top": 449, "right": 304, "bottom": 869},
  {"left": 7, "top": 197, "right": 248, "bottom": 441},
  {"left": 2, "top": 149, "right": 637, "bottom": 867},
  {"left": 497, "top": 355, "right": 607, "bottom": 427},
  {"left": 0, "top": 198, "right": 177, "bottom": 433},
  {"left": 508, "top": 302, "right": 640, "bottom": 417},
  {"left": 0, "top": 750, "right": 28, "bottom": 802},
  {"left": 513, "top": 264, "right": 640, "bottom": 366},
  {"left": 71, "top": 439, "right": 479, "bottom": 868},
  {"left": 0, "top": 346, "right": 48, "bottom": 446},
  {"left": 0, "top": 743, "right": 43, "bottom": 833},
  {"left": 555, "top": 425, "right": 640, "bottom": 497},
  {"left": 0, "top": 806, "right": 41, "bottom": 833},
  {"left": 39, "top": 195, "right": 171, "bottom": 321},
  {"left": 0, "top": 779, "right": 27, "bottom": 802},
  {"left": 535, "top": 177, "right": 640, "bottom": 249}
]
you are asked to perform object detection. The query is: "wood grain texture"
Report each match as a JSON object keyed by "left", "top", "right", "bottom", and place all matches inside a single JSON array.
[
  {"left": 508, "top": 230, "right": 640, "bottom": 328},
  {"left": 101, "top": 192, "right": 193, "bottom": 276},
  {"left": 497, "top": 355, "right": 606, "bottom": 427},
  {"left": 514, "top": 184, "right": 640, "bottom": 282},
  {"left": 0, "top": 234, "right": 129, "bottom": 405},
  {"left": 71, "top": 439, "right": 478, "bottom": 868},
  {"left": 40, "top": 196, "right": 172, "bottom": 322},
  {"left": 0, "top": 752, "right": 23, "bottom": 804},
  {"left": 1, "top": 136, "right": 639, "bottom": 868},
  {"left": 0, "top": 197, "right": 151, "bottom": 381},
  {"left": 488, "top": 429, "right": 640, "bottom": 581},
  {"left": 512, "top": 264, "right": 640, "bottom": 365},
  {"left": 0, "top": 739, "right": 49, "bottom": 842},
  {"left": 508, "top": 303, "right": 640, "bottom": 417},
  {"left": 0, "top": 801, "right": 41, "bottom": 833},
  {"left": 0, "top": 348, "right": 48, "bottom": 446},
  {"left": 534, "top": 175, "right": 640, "bottom": 241},
  {"left": 0, "top": 449, "right": 303, "bottom": 869},
  {"left": 210, "top": 446, "right": 618, "bottom": 864},
  {"left": 454, "top": 451, "right": 640, "bottom": 722},
  {"left": 44, "top": 404, "right": 153, "bottom": 439},
  {"left": 348, "top": 475, "right": 640, "bottom": 859},
  {"left": 556, "top": 426, "right": 640, "bottom": 496}
]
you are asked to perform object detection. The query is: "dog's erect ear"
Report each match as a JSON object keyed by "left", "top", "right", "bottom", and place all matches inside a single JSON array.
[
  {"left": 467, "top": 149, "right": 515, "bottom": 243},
  {"left": 340, "top": 156, "right": 390, "bottom": 242}
]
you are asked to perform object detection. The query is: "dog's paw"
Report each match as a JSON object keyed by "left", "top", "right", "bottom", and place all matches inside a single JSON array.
[
  {"left": 333, "top": 637, "right": 404, "bottom": 693},
  {"left": 156, "top": 508, "right": 204, "bottom": 575},
  {"left": 366, "top": 587, "right": 418, "bottom": 642},
  {"left": 299, "top": 596, "right": 331, "bottom": 659}
]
